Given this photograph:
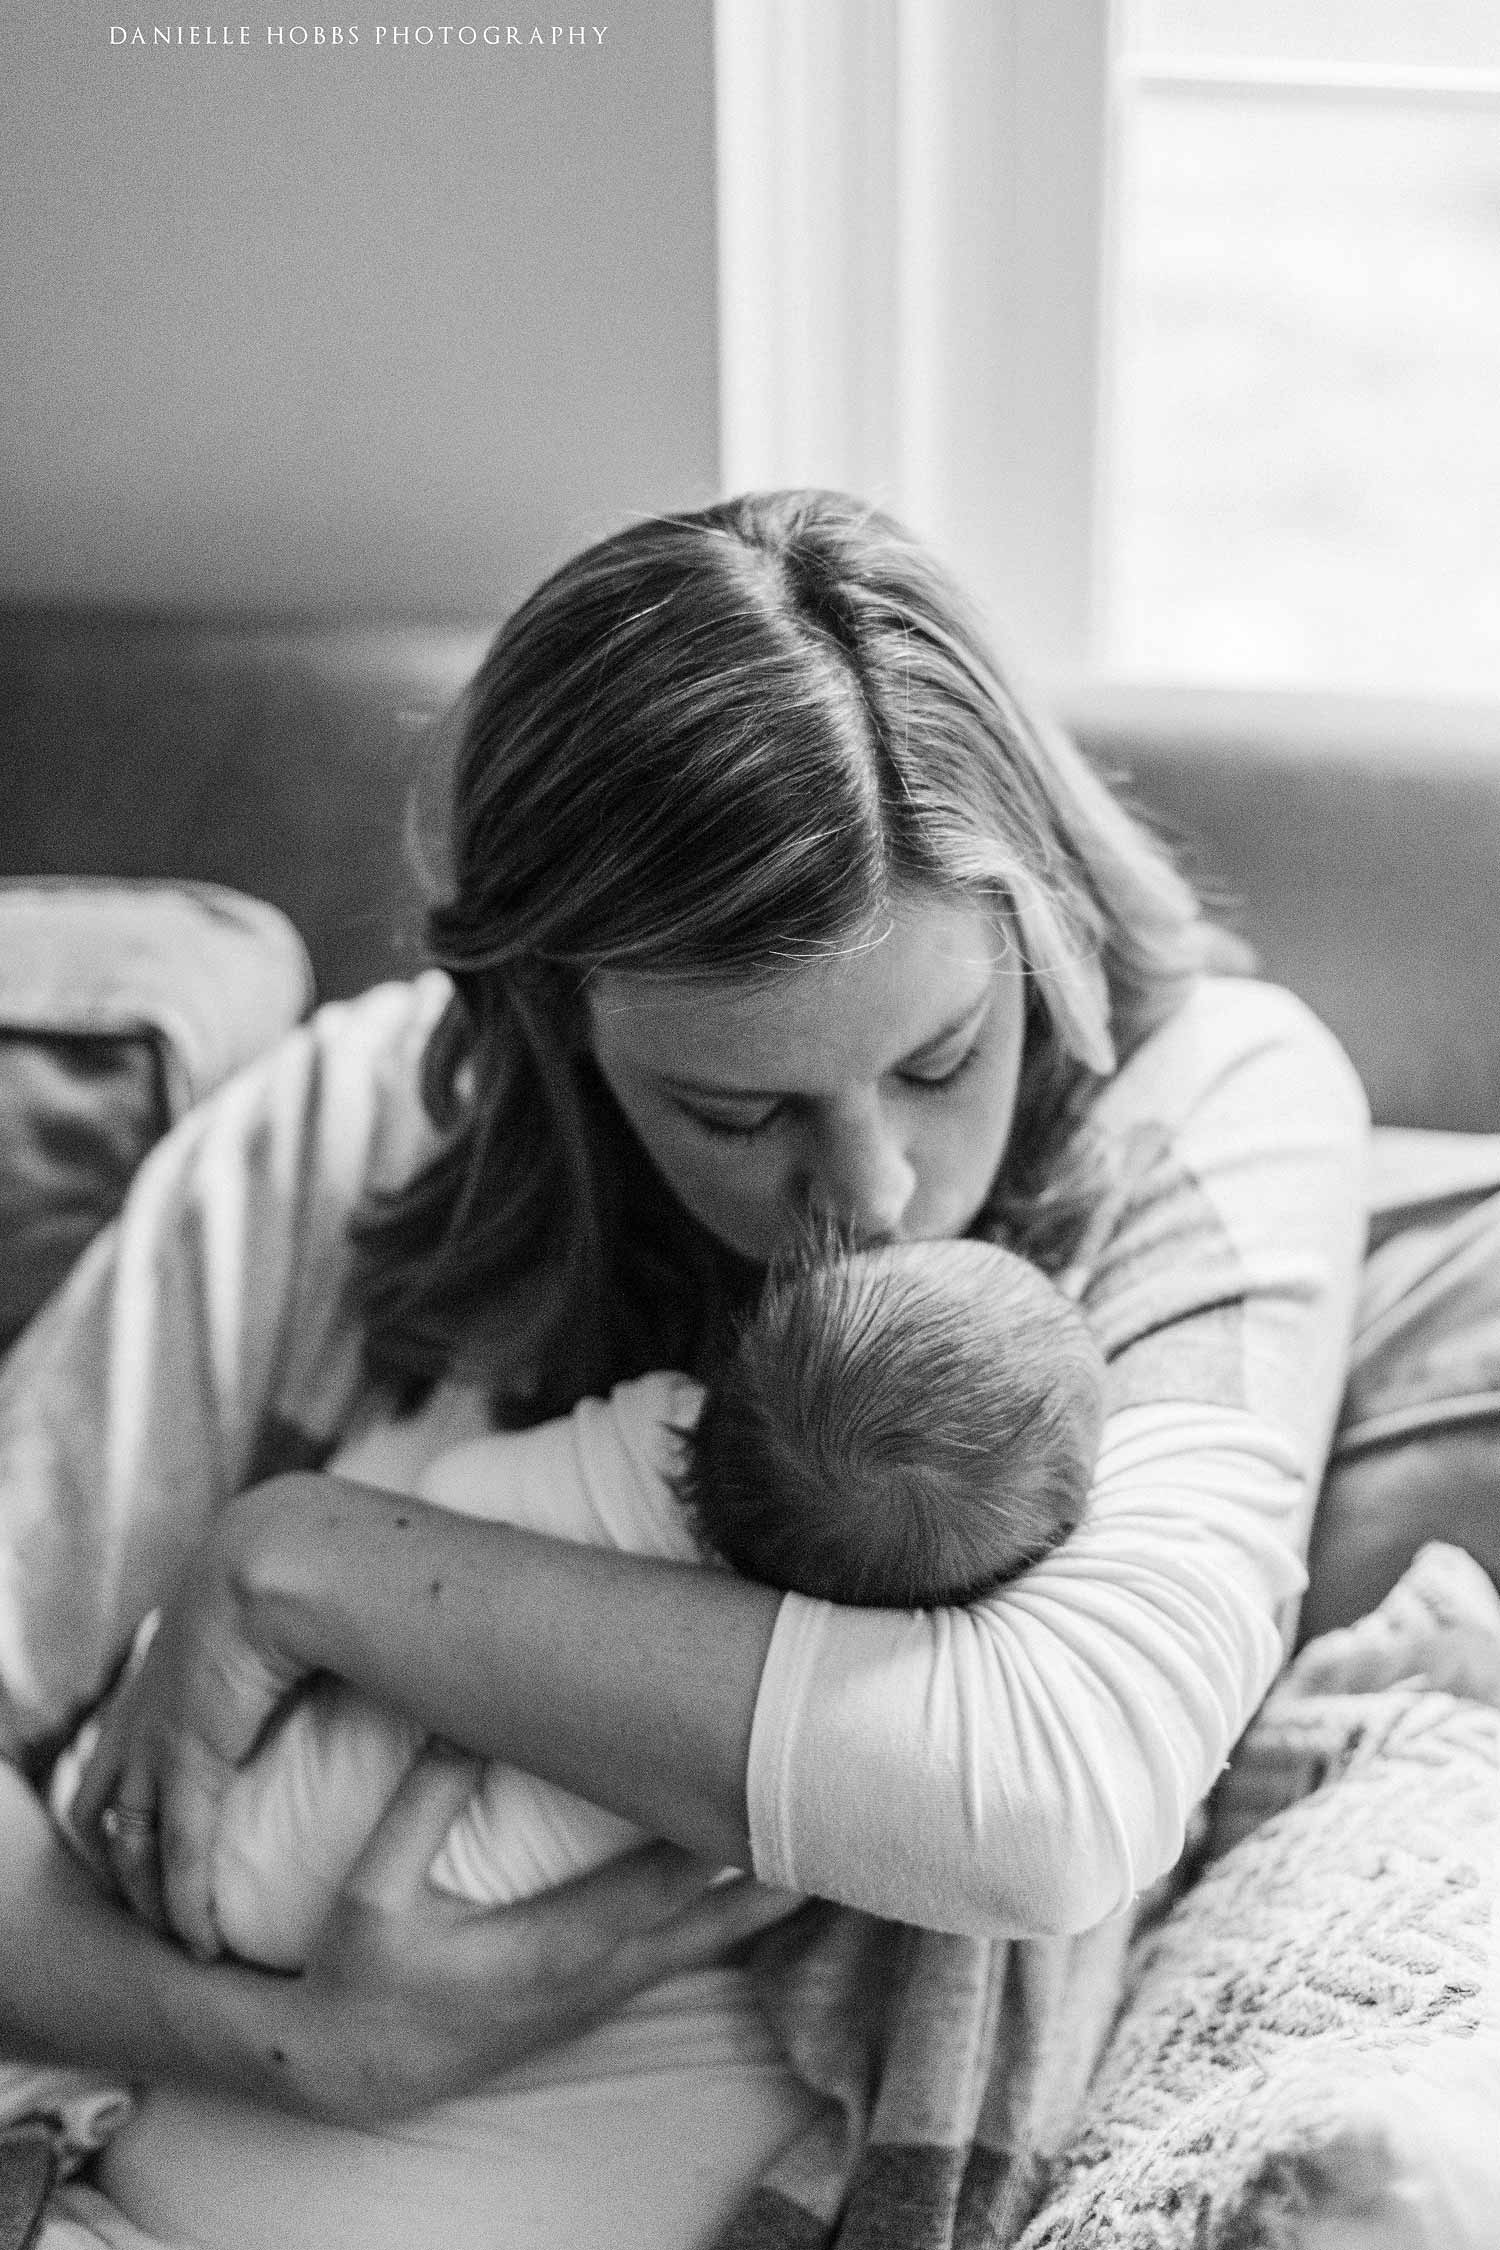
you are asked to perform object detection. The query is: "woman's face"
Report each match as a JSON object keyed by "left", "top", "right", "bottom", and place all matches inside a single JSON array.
[{"left": 587, "top": 892, "right": 1028, "bottom": 1261}]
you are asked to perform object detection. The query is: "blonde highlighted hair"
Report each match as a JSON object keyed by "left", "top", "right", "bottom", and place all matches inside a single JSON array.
[{"left": 351, "top": 491, "right": 1212, "bottom": 1421}]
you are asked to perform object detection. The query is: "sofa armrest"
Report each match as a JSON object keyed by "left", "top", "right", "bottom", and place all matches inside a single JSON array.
[{"left": 0, "top": 880, "right": 311, "bottom": 1355}]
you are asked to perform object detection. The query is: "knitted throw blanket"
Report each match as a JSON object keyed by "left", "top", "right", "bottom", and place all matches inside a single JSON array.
[
  {"left": 1016, "top": 1686, "right": 1499, "bottom": 2246},
  {"left": 711, "top": 1690, "right": 1498, "bottom": 2250},
  {"left": 718, "top": 1547, "right": 1500, "bottom": 2250}
]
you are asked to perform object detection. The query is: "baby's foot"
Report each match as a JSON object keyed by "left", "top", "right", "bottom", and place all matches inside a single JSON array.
[{"left": 1287, "top": 1541, "right": 1500, "bottom": 1707}]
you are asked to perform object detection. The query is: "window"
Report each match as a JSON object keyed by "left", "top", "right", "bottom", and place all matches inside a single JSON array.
[
  {"left": 715, "top": 0, "right": 1500, "bottom": 705},
  {"left": 1107, "top": 1, "right": 1500, "bottom": 699}
]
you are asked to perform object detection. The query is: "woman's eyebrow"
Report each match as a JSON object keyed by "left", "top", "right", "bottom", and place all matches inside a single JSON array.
[{"left": 657, "top": 996, "right": 990, "bottom": 1103}]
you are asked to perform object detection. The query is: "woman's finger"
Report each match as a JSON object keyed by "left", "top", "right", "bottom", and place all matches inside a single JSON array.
[
  {"left": 336, "top": 1744, "right": 485, "bottom": 1911},
  {"left": 67, "top": 1611, "right": 179, "bottom": 1923},
  {"left": 532, "top": 1844, "right": 803, "bottom": 1999},
  {"left": 157, "top": 1734, "right": 240, "bottom": 1960},
  {"left": 629, "top": 1869, "right": 805, "bottom": 1973},
  {"left": 100, "top": 1774, "right": 168, "bottom": 1934},
  {"left": 65, "top": 1712, "right": 125, "bottom": 1875},
  {"left": 520, "top": 1839, "right": 733, "bottom": 1985},
  {"left": 69, "top": 1621, "right": 157, "bottom": 1844},
  {"left": 591, "top": 1869, "right": 806, "bottom": 2012}
]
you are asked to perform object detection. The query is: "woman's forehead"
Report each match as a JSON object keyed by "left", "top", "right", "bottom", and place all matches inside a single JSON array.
[{"left": 587, "top": 896, "right": 1015, "bottom": 1093}]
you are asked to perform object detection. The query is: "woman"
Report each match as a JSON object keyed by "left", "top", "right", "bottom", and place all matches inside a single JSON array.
[{"left": 0, "top": 492, "right": 1369, "bottom": 2247}]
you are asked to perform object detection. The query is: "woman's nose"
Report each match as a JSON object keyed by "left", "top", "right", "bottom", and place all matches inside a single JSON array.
[{"left": 804, "top": 1096, "right": 917, "bottom": 1243}]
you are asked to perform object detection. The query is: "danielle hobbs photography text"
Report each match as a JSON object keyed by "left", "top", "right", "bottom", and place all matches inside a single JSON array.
[{"left": 108, "top": 23, "right": 610, "bottom": 47}]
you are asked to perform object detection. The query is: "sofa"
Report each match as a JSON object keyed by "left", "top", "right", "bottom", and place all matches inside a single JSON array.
[
  {"left": 6, "top": 609, "right": 1500, "bottom": 1127},
  {"left": 2, "top": 605, "right": 1499, "bottom": 2246},
  {"left": 6, "top": 604, "right": 1500, "bottom": 1616}
]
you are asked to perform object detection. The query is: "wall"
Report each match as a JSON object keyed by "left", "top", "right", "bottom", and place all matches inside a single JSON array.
[{"left": 0, "top": 1, "right": 719, "bottom": 618}]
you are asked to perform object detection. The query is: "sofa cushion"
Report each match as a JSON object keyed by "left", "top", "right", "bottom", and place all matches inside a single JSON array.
[
  {"left": 1067, "top": 686, "right": 1500, "bottom": 1134},
  {"left": 0, "top": 881, "right": 311, "bottom": 1355},
  {"left": 1303, "top": 1126, "right": 1500, "bottom": 1643}
]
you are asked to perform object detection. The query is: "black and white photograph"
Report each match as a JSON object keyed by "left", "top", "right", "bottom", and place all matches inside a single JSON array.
[{"left": 2, "top": 5, "right": 1499, "bottom": 2246}]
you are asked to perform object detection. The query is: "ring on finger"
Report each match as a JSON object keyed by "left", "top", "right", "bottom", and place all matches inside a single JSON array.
[{"left": 102, "top": 1803, "right": 159, "bottom": 1850}]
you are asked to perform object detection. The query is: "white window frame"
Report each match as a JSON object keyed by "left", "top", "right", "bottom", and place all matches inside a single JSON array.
[
  {"left": 714, "top": 1, "right": 1500, "bottom": 722},
  {"left": 713, "top": 0, "right": 1116, "bottom": 692}
]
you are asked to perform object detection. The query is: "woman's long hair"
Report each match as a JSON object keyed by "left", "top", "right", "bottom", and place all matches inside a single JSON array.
[{"left": 350, "top": 491, "right": 1213, "bottom": 1422}]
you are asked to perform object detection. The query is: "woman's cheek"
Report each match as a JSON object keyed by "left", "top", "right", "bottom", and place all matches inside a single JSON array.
[
  {"left": 905, "top": 1138, "right": 981, "bottom": 1240},
  {"left": 691, "top": 1157, "right": 793, "bottom": 1260},
  {"left": 646, "top": 1123, "right": 791, "bottom": 1259},
  {"left": 917, "top": 1095, "right": 1015, "bottom": 1235}
]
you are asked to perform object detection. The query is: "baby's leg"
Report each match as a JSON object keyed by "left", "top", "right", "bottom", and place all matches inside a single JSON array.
[{"left": 213, "top": 1683, "right": 425, "bottom": 1968}]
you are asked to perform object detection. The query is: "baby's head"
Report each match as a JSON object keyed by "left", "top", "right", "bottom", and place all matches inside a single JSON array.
[{"left": 680, "top": 1238, "right": 1104, "bottom": 1608}]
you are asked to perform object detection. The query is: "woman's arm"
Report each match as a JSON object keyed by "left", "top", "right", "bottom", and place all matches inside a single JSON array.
[
  {"left": 75, "top": 1468, "right": 780, "bottom": 1953},
  {"left": 741, "top": 980, "right": 1371, "bottom": 1929},
  {"left": 89, "top": 978, "right": 1369, "bottom": 1947},
  {"left": 0, "top": 1751, "right": 793, "bottom": 2124},
  {"left": 0, "top": 1756, "right": 298, "bottom": 2103},
  {"left": 1, "top": 972, "right": 800, "bottom": 2105}
]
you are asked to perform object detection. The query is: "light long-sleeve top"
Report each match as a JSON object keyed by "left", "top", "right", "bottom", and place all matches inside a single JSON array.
[{"left": 0, "top": 971, "right": 1369, "bottom": 1937}]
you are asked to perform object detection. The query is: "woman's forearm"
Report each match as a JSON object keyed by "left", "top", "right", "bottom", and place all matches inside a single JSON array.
[
  {"left": 238, "top": 1475, "right": 782, "bottom": 1863},
  {"left": 229, "top": 1403, "right": 1303, "bottom": 1936},
  {"left": 745, "top": 1404, "right": 1312, "bottom": 1933}
]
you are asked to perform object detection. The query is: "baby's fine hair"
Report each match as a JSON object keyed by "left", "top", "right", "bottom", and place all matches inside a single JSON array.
[{"left": 681, "top": 1237, "right": 1105, "bottom": 1609}]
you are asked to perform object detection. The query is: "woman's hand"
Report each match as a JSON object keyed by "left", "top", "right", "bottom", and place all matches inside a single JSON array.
[
  {"left": 0, "top": 1748, "right": 801, "bottom": 2124},
  {"left": 61, "top": 1477, "right": 803, "bottom": 2120},
  {"left": 264, "top": 1750, "right": 805, "bottom": 2124},
  {"left": 70, "top": 1483, "right": 310, "bottom": 1957},
  {"left": 69, "top": 1468, "right": 784, "bottom": 1954}
]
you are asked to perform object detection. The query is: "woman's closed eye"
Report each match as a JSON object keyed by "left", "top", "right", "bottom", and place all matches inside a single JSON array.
[
  {"left": 684, "top": 1101, "right": 784, "bottom": 1142},
  {"left": 681, "top": 1043, "right": 981, "bottom": 1141},
  {"left": 900, "top": 1042, "right": 981, "bottom": 1093}
]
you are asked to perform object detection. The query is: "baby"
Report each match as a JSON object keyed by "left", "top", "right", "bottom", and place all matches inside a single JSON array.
[
  {"left": 60, "top": 1238, "right": 1104, "bottom": 1967},
  {"left": 681, "top": 1234, "right": 1102, "bottom": 1608}
]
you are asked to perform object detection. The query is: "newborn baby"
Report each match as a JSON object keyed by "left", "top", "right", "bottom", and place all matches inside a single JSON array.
[
  {"left": 62, "top": 1238, "right": 1104, "bottom": 1967},
  {"left": 681, "top": 1233, "right": 1103, "bottom": 1607}
]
